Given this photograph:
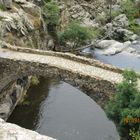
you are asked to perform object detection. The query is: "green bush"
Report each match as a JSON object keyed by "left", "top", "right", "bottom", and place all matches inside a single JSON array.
[
  {"left": 129, "top": 128, "right": 140, "bottom": 140},
  {"left": 0, "top": 4, "right": 5, "bottom": 11},
  {"left": 59, "top": 22, "right": 93, "bottom": 50},
  {"left": 31, "top": 76, "right": 39, "bottom": 85},
  {"left": 105, "top": 70, "right": 140, "bottom": 138},
  {"left": 121, "top": 0, "right": 139, "bottom": 20},
  {"left": 129, "top": 19, "right": 140, "bottom": 36},
  {"left": 42, "top": 2, "right": 60, "bottom": 26}
]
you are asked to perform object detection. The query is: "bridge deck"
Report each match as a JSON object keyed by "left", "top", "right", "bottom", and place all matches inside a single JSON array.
[{"left": 0, "top": 48, "right": 140, "bottom": 88}]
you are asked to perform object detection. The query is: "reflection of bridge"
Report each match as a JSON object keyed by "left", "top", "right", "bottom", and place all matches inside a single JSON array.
[{"left": 0, "top": 46, "right": 140, "bottom": 107}]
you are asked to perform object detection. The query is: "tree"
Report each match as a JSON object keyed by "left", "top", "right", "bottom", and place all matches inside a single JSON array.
[
  {"left": 42, "top": 1, "right": 60, "bottom": 51},
  {"left": 105, "top": 70, "right": 140, "bottom": 139},
  {"left": 59, "top": 22, "right": 92, "bottom": 52}
]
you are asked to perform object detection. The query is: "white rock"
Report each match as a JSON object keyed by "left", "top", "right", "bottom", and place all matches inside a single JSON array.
[
  {"left": 130, "top": 34, "right": 139, "bottom": 41},
  {"left": 113, "top": 14, "right": 129, "bottom": 28},
  {"left": 103, "top": 42, "right": 125, "bottom": 55},
  {"left": 96, "top": 40, "right": 117, "bottom": 49},
  {"left": 124, "top": 47, "right": 136, "bottom": 53},
  {"left": 123, "top": 41, "right": 131, "bottom": 47}
]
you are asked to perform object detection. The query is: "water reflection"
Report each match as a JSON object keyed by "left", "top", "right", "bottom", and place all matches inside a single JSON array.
[{"left": 8, "top": 77, "right": 119, "bottom": 140}]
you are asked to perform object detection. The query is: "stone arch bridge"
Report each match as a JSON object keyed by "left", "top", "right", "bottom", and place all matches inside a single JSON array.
[{"left": 0, "top": 45, "right": 139, "bottom": 120}]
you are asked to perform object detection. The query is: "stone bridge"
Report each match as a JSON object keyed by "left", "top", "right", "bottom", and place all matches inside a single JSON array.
[
  {"left": 0, "top": 45, "right": 140, "bottom": 139},
  {"left": 0, "top": 45, "right": 139, "bottom": 116}
]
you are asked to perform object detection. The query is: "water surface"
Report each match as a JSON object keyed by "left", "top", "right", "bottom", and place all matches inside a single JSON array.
[{"left": 8, "top": 77, "right": 119, "bottom": 140}]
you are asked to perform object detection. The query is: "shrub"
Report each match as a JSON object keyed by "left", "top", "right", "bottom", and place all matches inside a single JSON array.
[
  {"left": 129, "top": 128, "right": 140, "bottom": 140},
  {"left": 129, "top": 19, "right": 140, "bottom": 36},
  {"left": 59, "top": 22, "right": 93, "bottom": 50},
  {"left": 121, "top": 0, "right": 139, "bottom": 20},
  {"left": 42, "top": 2, "right": 60, "bottom": 27},
  {"left": 105, "top": 70, "right": 140, "bottom": 138},
  {"left": 31, "top": 76, "right": 39, "bottom": 85}
]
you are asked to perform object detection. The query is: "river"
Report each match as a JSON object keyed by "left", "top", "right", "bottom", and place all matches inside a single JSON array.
[
  {"left": 8, "top": 47, "right": 140, "bottom": 140},
  {"left": 8, "top": 76, "right": 120, "bottom": 140}
]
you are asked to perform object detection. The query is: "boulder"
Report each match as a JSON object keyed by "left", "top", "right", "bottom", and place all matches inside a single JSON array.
[
  {"left": 96, "top": 40, "right": 118, "bottom": 49},
  {"left": 103, "top": 42, "right": 125, "bottom": 55},
  {"left": 123, "top": 41, "right": 131, "bottom": 47},
  {"left": 113, "top": 14, "right": 129, "bottom": 28}
]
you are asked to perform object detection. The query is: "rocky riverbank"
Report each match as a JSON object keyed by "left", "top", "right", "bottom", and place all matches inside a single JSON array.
[{"left": 0, "top": 76, "right": 31, "bottom": 120}]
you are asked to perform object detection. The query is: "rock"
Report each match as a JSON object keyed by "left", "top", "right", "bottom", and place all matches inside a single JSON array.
[
  {"left": 3, "top": 0, "right": 12, "bottom": 9},
  {"left": 14, "top": 0, "right": 26, "bottom": 4},
  {"left": 123, "top": 41, "right": 131, "bottom": 47},
  {"left": 129, "top": 34, "right": 139, "bottom": 41},
  {"left": 96, "top": 40, "right": 118, "bottom": 49},
  {"left": 0, "top": 102, "right": 11, "bottom": 119},
  {"left": 136, "top": 18, "right": 140, "bottom": 25},
  {"left": 48, "top": 39, "right": 54, "bottom": 49},
  {"left": 21, "top": 2, "right": 41, "bottom": 17},
  {"left": 0, "top": 118, "right": 56, "bottom": 140},
  {"left": 113, "top": 14, "right": 129, "bottom": 28},
  {"left": 124, "top": 47, "right": 136, "bottom": 53},
  {"left": 103, "top": 42, "right": 125, "bottom": 55}
]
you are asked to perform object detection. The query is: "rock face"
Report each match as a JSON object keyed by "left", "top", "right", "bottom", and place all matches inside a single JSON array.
[
  {"left": 0, "top": 0, "right": 45, "bottom": 48},
  {"left": 3, "top": 0, "right": 12, "bottom": 9},
  {"left": 0, "top": 118, "right": 56, "bottom": 140},
  {"left": 96, "top": 40, "right": 133, "bottom": 55},
  {"left": 0, "top": 76, "right": 31, "bottom": 120},
  {"left": 104, "top": 14, "right": 139, "bottom": 41}
]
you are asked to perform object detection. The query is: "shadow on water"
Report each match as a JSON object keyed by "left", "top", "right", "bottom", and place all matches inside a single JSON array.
[{"left": 8, "top": 76, "right": 120, "bottom": 140}]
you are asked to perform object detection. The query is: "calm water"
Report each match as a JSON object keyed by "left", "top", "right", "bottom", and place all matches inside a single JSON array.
[
  {"left": 94, "top": 49, "right": 140, "bottom": 72},
  {"left": 8, "top": 77, "right": 119, "bottom": 140}
]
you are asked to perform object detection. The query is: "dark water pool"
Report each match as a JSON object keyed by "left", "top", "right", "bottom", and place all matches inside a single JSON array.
[{"left": 8, "top": 77, "right": 120, "bottom": 140}]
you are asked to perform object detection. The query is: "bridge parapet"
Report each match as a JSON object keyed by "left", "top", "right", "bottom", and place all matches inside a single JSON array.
[{"left": 2, "top": 42, "right": 123, "bottom": 73}]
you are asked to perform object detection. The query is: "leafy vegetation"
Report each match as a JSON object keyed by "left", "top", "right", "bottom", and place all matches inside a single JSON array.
[
  {"left": 120, "top": 0, "right": 140, "bottom": 37},
  {"left": 31, "top": 76, "right": 40, "bottom": 85},
  {"left": 42, "top": 1, "right": 60, "bottom": 27},
  {"left": 59, "top": 22, "right": 93, "bottom": 51},
  {"left": 130, "top": 128, "right": 140, "bottom": 140},
  {"left": 0, "top": 4, "right": 5, "bottom": 11},
  {"left": 42, "top": 1, "right": 60, "bottom": 51},
  {"left": 121, "top": 0, "right": 139, "bottom": 20},
  {"left": 129, "top": 19, "right": 140, "bottom": 36},
  {"left": 105, "top": 70, "right": 140, "bottom": 138}
]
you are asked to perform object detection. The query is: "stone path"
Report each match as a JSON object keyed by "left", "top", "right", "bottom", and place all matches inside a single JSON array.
[{"left": 0, "top": 48, "right": 140, "bottom": 88}]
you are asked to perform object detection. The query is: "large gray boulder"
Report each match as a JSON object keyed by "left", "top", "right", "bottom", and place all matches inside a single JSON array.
[
  {"left": 96, "top": 40, "right": 118, "bottom": 49},
  {"left": 103, "top": 41, "right": 125, "bottom": 55}
]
